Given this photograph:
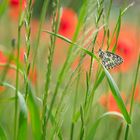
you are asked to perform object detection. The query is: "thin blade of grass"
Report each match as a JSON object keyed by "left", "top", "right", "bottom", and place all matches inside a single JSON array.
[
  {"left": 129, "top": 54, "right": 140, "bottom": 115},
  {"left": 1, "top": 80, "right": 41, "bottom": 140},
  {"left": 124, "top": 54, "right": 140, "bottom": 140},
  {"left": 17, "top": 93, "right": 28, "bottom": 140},
  {"left": 88, "top": 0, "right": 104, "bottom": 79},
  {"left": 110, "top": 2, "right": 134, "bottom": 49},
  {"left": 42, "top": 1, "right": 61, "bottom": 139},
  {"left": 1, "top": 82, "right": 27, "bottom": 140},
  {"left": 44, "top": 1, "right": 88, "bottom": 136},
  {"left": 14, "top": 3, "right": 25, "bottom": 138},
  {"left": 43, "top": 30, "right": 99, "bottom": 60},
  {"left": 70, "top": 70, "right": 81, "bottom": 140},
  {"left": 112, "top": 10, "right": 121, "bottom": 52},
  {"left": 121, "top": 2, "right": 135, "bottom": 16},
  {"left": 33, "top": 96, "right": 63, "bottom": 139},
  {"left": 28, "top": 83, "right": 42, "bottom": 140},
  {"left": 90, "top": 3, "right": 133, "bottom": 93},
  {"left": 0, "top": 63, "right": 24, "bottom": 77},
  {"left": 79, "top": 106, "right": 84, "bottom": 140},
  {"left": 86, "top": 111, "right": 124, "bottom": 140},
  {"left": 102, "top": 65, "right": 131, "bottom": 124},
  {"left": 24, "top": 0, "right": 34, "bottom": 101},
  {"left": 93, "top": 70, "right": 105, "bottom": 91},
  {"left": 1, "top": 81, "right": 41, "bottom": 140},
  {"left": 0, "top": 124, "right": 7, "bottom": 140},
  {"left": 33, "top": 0, "right": 50, "bottom": 67}
]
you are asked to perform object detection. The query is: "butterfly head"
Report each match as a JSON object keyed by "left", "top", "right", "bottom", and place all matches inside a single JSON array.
[{"left": 98, "top": 49, "right": 104, "bottom": 59}]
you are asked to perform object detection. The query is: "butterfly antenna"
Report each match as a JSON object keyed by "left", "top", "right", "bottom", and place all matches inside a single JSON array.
[{"left": 94, "top": 41, "right": 101, "bottom": 53}]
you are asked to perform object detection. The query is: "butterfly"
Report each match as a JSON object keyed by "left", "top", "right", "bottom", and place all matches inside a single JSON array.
[{"left": 98, "top": 49, "right": 123, "bottom": 69}]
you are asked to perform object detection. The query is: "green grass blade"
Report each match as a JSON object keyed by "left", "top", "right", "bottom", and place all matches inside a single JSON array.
[
  {"left": 86, "top": 111, "right": 124, "bottom": 140},
  {"left": 44, "top": 1, "right": 88, "bottom": 136},
  {"left": 17, "top": 94, "right": 28, "bottom": 140},
  {"left": 33, "top": 0, "right": 50, "bottom": 67},
  {"left": 124, "top": 54, "right": 140, "bottom": 140},
  {"left": 129, "top": 54, "right": 140, "bottom": 115},
  {"left": 2, "top": 81, "right": 42, "bottom": 140},
  {"left": 92, "top": 2, "right": 134, "bottom": 92},
  {"left": 28, "top": 84, "right": 42, "bottom": 140},
  {"left": 79, "top": 106, "right": 84, "bottom": 140},
  {"left": 0, "top": 82, "right": 27, "bottom": 140},
  {"left": 0, "top": 63, "right": 24, "bottom": 77},
  {"left": 42, "top": 1, "right": 61, "bottom": 139},
  {"left": 110, "top": 2, "right": 134, "bottom": 49},
  {"left": 93, "top": 70, "right": 105, "bottom": 91},
  {"left": 102, "top": 65, "right": 131, "bottom": 124},
  {"left": 121, "top": 2, "right": 135, "bottom": 16},
  {"left": 43, "top": 30, "right": 99, "bottom": 60},
  {"left": 112, "top": 10, "right": 121, "bottom": 52},
  {"left": 0, "top": 124, "right": 7, "bottom": 140}
]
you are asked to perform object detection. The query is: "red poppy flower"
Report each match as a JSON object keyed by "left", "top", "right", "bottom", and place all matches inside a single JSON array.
[
  {"left": 0, "top": 48, "right": 37, "bottom": 86},
  {"left": 99, "top": 92, "right": 128, "bottom": 112},
  {"left": 7, "top": 48, "right": 37, "bottom": 84},
  {"left": 0, "top": 51, "right": 7, "bottom": 64},
  {"left": 54, "top": 8, "right": 78, "bottom": 66},
  {"left": 8, "top": 0, "right": 26, "bottom": 20},
  {"left": 108, "top": 93, "right": 127, "bottom": 112},
  {"left": 10, "top": 0, "right": 22, "bottom": 7},
  {"left": 115, "top": 27, "right": 138, "bottom": 72},
  {"left": 0, "top": 50, "right": 15, "bottom": 77},
  {"left": 109, "top": 23, "right": 139, "bottom": 72},
  {"left": 58, "top": 7, "right": 78, "bottom": 39},
  {"left": 30, "top": 19, "right": 49, "bottom": 41},
  {"left": 8, "top": 0, "right": 34, "bottom": 20},
  {"left": 99, "top": 94, "right": 108, "bottom": 107},
  {"left": 0, "top": 51, "right": 8, "bottom": 71},
  {"left": 0, "top": 51, "right": 7, "bottom": 92}
]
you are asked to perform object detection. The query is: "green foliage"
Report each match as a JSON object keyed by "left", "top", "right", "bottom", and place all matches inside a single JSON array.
[{"left": 0, "top": 0, "right": 139, "bottom": 140}]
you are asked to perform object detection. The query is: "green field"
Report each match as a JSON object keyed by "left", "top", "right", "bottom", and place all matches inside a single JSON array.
[{"left": 0, "top": 0, "right": 140, "bottom": 140}]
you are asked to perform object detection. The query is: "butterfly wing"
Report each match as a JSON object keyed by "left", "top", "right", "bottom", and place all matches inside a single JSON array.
[{"left": 101, "top": 51, "right": 123, "bottom": 69}]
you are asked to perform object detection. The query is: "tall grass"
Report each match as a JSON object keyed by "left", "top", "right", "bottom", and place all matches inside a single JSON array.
[
  {"left": 0, "top": 0, "right": 140, "bottom": 140},
  {"left": 14, "top": 1, "right": 24, "bottom": 139},
  {"left": 42, "top": 0, "right": 60, "bottom": 139}
]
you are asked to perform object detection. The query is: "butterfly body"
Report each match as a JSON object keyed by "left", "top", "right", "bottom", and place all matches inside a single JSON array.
[{"left": 98, "top": 49, "right": 123, "bottom": 69}]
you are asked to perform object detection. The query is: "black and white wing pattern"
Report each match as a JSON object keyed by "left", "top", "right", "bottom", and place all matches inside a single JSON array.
[{"left": 98, "top": 49, "right": 123, "bottom": 69}]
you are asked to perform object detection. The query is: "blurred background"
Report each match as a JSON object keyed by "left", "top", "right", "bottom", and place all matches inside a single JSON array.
[{"left": 0, "top": 0, "right": 140, "bottom": 140}]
